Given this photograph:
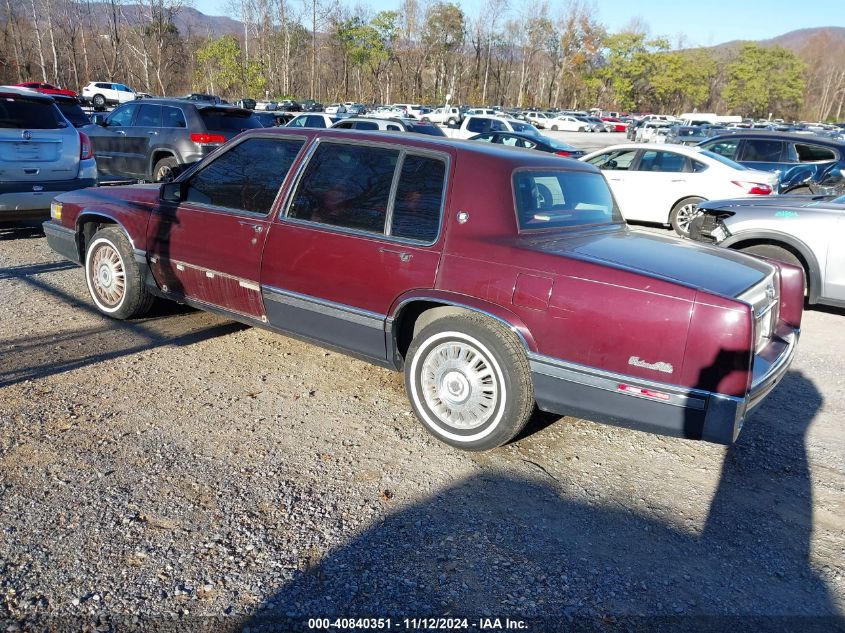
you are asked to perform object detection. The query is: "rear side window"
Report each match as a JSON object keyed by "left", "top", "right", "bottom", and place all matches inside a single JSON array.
[
  {"left": 795, "top": 143, "right": 836, "bottom": 162},
  {"left": 740, "top": 139, "right": 784, "bottom": 162},
  {"left": 184, "top": 138, "right": 304, "bottom": 214},
  {"left": 467, "top": 118, "right": 487, "bottom": 133},
  {"left": 0, "top": 98, "right": 65, "bottom": 129},
  {"left": 390, "top": 155, "right": 446, "bottom": 242},
  {"left": 513, "top": 171, "right": 621, "bottom": 231},
  {"left": 200, "top": 109, "right": 262, "bottom": 133},
  {"left": 637, "top": 150, "right": 687, "bottom": 173},
  {"left": 135, "top": 104, "right": 161, "bottom": 127},
  {"left": 353, "top": 121, "right": 379, "bottom": 131},
  {"left": 288, "top": 142, "right": 399, "bottom": 234},
  {"left": 306, "top": 115, "right": 327, "bottom": 128},
  {"left": 409, "top": 123, "right": 446, "bottom": 137},
  {"left": 162, "top": 106, "right": 187, "bottom": 128},
  {"left": 56, "top": 101, "right": 89, "bottom": 128}
]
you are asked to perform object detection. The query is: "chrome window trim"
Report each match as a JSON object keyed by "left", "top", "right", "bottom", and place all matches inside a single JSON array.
[{"left": 278, "top": 136, "right": 451, "bottom": 247}]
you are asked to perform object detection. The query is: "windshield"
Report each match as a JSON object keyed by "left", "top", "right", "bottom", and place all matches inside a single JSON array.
[
  {"left": 697, "top": 149, "right": 749, "bottom": 171},
  {"left": 513, "top": 170, "right": 622, "bottom": 231}
]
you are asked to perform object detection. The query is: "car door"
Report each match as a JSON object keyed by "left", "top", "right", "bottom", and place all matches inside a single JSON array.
[
  {"left": 260, "top": 139, "right": 451, "bottom": 362},
  {"left": 88, "top": 102, "right": 139, "bottom": 177},
  {"left": 584, "top": 148, "right": 639, "bottom": 219},
  {"left": 146, "top": 135, "right": 306, "bottom": 319},
  {"left": 623, "top": 149, "right": 693, "bottom": 223},
  {"left": 112, "top": 103, "right": 160, "bottom": 179}
]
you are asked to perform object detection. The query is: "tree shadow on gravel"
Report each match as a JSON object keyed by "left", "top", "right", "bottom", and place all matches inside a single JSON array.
[
  {"left": 0, "top": 258, "right": 244, "bottom": 387},
  {"left": 244, "top": 370, "right": 843, "bottom": 633}
]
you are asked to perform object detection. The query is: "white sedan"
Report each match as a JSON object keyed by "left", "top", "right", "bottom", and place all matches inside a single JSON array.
[
  {"left": 581, "top": 144, "right": 779, "bottom": 236},
  {"left": 546, "top": 115, "right": 589, "bottom": 132}
]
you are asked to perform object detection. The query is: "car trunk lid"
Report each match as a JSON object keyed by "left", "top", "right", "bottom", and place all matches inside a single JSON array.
[{"left": 523, "top": 226, "right": 773, "bottom": 298}]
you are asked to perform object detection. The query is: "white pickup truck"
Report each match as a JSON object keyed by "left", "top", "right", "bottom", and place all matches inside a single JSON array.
[{"left": 441, "top": 115, "right": 540, "bottom": 140}]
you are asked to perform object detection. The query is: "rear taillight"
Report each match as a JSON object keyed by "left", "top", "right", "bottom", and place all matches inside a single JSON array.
[
  {"left": 555, "top": 150, "right": 572, "bottom": 157},
  {"left": 79, "top": 132, "right": 93, "bottom": 160},
  {"left": 732, "top": 181, "right": 772, "bottom": 195},
  {"left": 190, "top": 132, "right": 227, "bottom": 145}
]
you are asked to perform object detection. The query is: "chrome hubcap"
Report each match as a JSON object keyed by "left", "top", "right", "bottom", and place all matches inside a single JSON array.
[
  {"left": 676, "top": 203, "right": 698, "bottom": 234},
  {"left": 91, "top": 244, "right": 125, "bottom": 306},
  {"left": 420, "top": 341, "right": 499, "bottom": 430}
]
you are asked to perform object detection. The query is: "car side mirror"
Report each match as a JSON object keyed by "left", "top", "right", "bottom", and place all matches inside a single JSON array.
[
  {"left": 92, "top": 113, "right": 108, "bottom": 126},
  {"left": 160, "top": 181, "right": 185, "bottom": 203}
]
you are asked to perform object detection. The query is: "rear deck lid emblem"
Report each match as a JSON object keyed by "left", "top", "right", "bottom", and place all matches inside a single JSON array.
[{"left": 21, "top": 130, "right": 32, "bottom": 140}]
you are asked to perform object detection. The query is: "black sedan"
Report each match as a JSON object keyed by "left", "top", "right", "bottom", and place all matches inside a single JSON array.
[{"left": 468, "top": 131, "right": 584, "bottom": 158}]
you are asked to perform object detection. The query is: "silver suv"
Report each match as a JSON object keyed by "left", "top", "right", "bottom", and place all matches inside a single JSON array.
[{"left": 0, "top": 86, "right": 97, "bottom": 221}]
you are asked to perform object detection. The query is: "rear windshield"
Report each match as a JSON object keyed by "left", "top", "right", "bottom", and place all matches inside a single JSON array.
[
  {"left": 409, "top": 122, "right": 446, "bottom": 137},
  {"left": 199, "top": 109, "right": 262, "bottom": 132},
  {"left": 56, "top": 101, "right": 90, "bottom": 128},
  {"left": 0, "top": 98, "right": 66, "bottom": 129},
  {"left": 513, "top": 170, "right": 622, "bottom": 231}
]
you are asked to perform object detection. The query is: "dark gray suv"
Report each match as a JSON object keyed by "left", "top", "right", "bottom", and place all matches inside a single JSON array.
[{"left": 84, "top": 99, "right": 262, "bottom": 182}]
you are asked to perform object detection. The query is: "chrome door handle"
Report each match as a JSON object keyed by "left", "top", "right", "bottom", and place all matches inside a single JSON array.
[
  {"left": 380, "top": 248, "right": 411, "bottom": 262},
  {"left": 116, "top": 130, "right": 126, "bottom": 135},
  {"left": 238, "top": 221, "right": 264, "bottom": 233},
  {"left": 147, "top": 131, "right": 158, "bottom": 135},
  {"left": 670, "top": 179, "right": 686, "bottom": 182}
]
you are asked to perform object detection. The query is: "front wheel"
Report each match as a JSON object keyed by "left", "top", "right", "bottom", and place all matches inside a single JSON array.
[
  {"left": 85, "top": 227, "right": 154, "bottom": 319},
  {"left": 92, "top": 94, "right": 106, "bottom": 109},
  {"left": 670, "top": 197, "right": 704, "bottom": 237},
  {"left": 404, "top": 313, "right": 534, "bottom": 451},
  {"left": 550, "top": 124, "right": 558, "bottom": 131},
  {"left": 447, "top": 118, "right": 456, "bottom": 125}
]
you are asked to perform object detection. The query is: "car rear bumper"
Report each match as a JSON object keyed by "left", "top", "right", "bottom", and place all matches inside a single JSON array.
[
  {"left": 0, "top": 178, "right": 97, "bottom": 219},
  {"left": 43, "top": 221, "right": 81, "bottom": 264},
  {"left": 529, "top": 328, "right": 798, "bottom": 445}
]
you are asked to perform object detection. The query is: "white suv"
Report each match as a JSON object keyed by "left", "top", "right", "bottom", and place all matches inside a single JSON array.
[
  {"left": 82, "top": 82, "right": 137, "bottom": 110},
  {"left": 0, "top": 86, "right": 97, "bottom": 221}
]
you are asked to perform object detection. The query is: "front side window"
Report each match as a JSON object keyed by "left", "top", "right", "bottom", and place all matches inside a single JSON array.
[
  {"left": 390, "top": 155, "right": 446, "bottom": 242},
  {"left": 288, "top": 115, "right": 307, "bottom": 128},
  {"left": 307, "top": 115, "right": 327, "bottom": 128},
  {"left": 587, "top": 149, "right": 637, "bottom": 171},
  {"left": 467, "top": 118, "right": 487, "bottom": 133},
  {"left": 288, "top": 143, "right": 399, "bottom": 233},
  {"left": 107, "top": 103, "right": 137, "bottom": 127},
  {"left": 513, "top": 171, "right": 621, "bottom": 231},
  {"left": 184, "top": 138, "right": 304, "bottom": 214}
]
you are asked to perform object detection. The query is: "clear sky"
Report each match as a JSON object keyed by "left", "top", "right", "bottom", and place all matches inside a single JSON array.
[{"left": 192, "top": 0, "right": 845, "bottom": 48}]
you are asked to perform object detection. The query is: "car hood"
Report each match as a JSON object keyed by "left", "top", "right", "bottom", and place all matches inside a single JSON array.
[
  {"left": 700, "top": 194, "right": 841, "bottom": 211},
  {"left": 523, "top": 226, "right": 772, "bottom": 298}
]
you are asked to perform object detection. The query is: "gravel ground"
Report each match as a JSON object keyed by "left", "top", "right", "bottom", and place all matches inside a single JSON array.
[{"left": 0, "top": 225, "right": 843, "bottom": 632}]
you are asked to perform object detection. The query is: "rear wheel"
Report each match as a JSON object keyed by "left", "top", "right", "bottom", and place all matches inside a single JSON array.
[
  {"left": 153, "top": 156, "right": 179, "bottom": 182},
  {"left": 447, "top": 117, "right": 457, "bottom": 125},
  {"left": 670, "top": 197, "right": 704, "bottom": 237},
  {"left": 550, "top": 124, "right": 558, "bottom": 131},
  {"left": 85, "top": 227, "right": 154, "bottom": 319},
  {"left": 404, "top": 313, "right": 534, "bottom": 451}
]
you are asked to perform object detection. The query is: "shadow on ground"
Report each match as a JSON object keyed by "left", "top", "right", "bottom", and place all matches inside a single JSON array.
[
  {"left": 244, "top": 370, "right": 842, "bottom": 632},
  {"left": 0, "top": 259, "right": 244, "bottom": 387}
]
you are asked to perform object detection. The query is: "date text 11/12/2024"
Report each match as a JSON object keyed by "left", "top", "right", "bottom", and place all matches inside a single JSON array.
[{"left": 307, "top": 617, "right": 528, "bottom": 630}]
